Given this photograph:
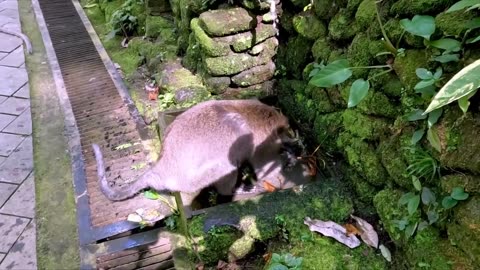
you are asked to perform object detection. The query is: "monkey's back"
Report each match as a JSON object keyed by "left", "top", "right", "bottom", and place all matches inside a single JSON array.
[{"left": 155, "top": 99, "right": 289, "bottom": 192}]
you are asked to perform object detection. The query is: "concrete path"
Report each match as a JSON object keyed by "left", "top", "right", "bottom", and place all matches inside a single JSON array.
[{"left": 0, "top": 0, "right": 37, "bottom": 269}]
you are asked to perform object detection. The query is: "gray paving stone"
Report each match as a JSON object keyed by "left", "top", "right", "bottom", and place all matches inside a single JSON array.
[
  {"left": 0, "top": 220, "right": 36, "bottom": 270},
  {"left": 0, "top": 156, "right": 5, "bottom": 165},
  {"left": 0, "top": 182, "right": 16, "bottom": 208},
  {"left": 13, "top": 83, "right": 29, "bottom": 99},
  {"left": 0, "top": 133, "right": 23, "bottom": 156},
  {"left": 0, "top": 1, "right": 17, "bottom": 10},
  {"left": 0, "top": 113, "right": 15, "bottom": 131},
  {"left": 0, "top": 45, "right": 24, "bottom": 67},
  {"left": 3, "top": 109, "right": 31, "bottom": 135},
  {"left": 0, "top": 66, "right": 27, "bottom": 95},
  {"left": 0, "top": 95, "right": 6, "bottom": 104},
  {"left": 0, "top": 214, "right": 29, "bottom": 253},
  {"left": 0, "top": 52, "right": 7, "bottom": 61},
  {"left": 1, "top": 174, "right": 33, "bottom": 217},
  {"left": 0, "top": 97, "right": 29, "bottom": 115},
  {"left": 0, "top": 253, "right": 4, "bottom": 264},
  {"left": 0, "top": 136, "right": 32, "bottom": 183},
  {"left": 0, "top": 32, "right": 20, "bottom": 53},
  {"left": 0, "top": 8, "right": 19, "bottom": 21}
]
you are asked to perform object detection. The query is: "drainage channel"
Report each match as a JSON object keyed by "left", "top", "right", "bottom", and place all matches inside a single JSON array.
[{"left": 35, "top": 0, "right": 174, "bottom": 268}]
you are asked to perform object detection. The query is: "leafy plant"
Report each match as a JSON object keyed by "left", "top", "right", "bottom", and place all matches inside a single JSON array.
[
  {"left": 265, "top": 253, "right": 303, "bottom": 270},
  {"left": 275, "top": 214, "right": 289, "bottom": 241},
  {"left": 107, "top": 0, "right": 143, "bottom": 39},
  {"left": 414, "top": 67, "right": 443, "bottom": 96},
  {"left": 405, "top": 147, "right": 441, "bottom": 181},
  {"left": 158, "top": 92, "right": 176, "bottom": 110},
  {"left": 441, "top": 187, "right": 469, "bottom": 209},
  {"left": 447, "top": 0, "right": 480, "bottom": 44},
  {"left": 424, "top": 59, "right": 480, "bottom": 114},
  {"left": 308, "top": 59, "right": 392, "bottom": 108}
]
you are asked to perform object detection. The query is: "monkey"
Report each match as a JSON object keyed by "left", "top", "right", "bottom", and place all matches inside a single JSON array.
[{"left": 92, "top": 99, "right": 296, "bottom": 206}]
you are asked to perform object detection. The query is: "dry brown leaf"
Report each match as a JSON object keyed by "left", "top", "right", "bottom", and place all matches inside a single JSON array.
[
  {"left": 344, "top": 223, "right": 361, "bottom": 236},
  {"left": 304, "top": 217, "right": 361, "bottom": 248},
  {"left": 351, "top": 215, "right": 379, "bottom": 248},
  {"left": 263, "top": 180, "right": 276, "bottom": 192}
]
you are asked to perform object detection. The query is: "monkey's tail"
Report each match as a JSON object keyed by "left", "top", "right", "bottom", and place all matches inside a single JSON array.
[{"left": 92, "top": 144, "right": 150, "bottom": 201}]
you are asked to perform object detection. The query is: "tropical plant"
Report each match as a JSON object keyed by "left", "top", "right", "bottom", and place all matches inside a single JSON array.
[
  {"left": 265, "top": 253, "right": 303, "bottom": 270},
  {"left": 107, "top": 0, "right": 143, "bottom": 39}
]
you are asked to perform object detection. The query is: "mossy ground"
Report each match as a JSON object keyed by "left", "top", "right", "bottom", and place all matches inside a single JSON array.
[{"left": 19, "top": 1, "right": 79, "bottom": 268}]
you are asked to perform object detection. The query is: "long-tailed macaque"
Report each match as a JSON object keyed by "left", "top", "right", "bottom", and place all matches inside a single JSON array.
[{"left": 92, "top": 99, "right": 296, "bottom": 205}]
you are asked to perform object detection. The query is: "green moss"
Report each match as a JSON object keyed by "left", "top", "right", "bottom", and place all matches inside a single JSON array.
[
  {"left": 328, "top": 8, "right": 358, "bottom": 41},
  {"left": 102, "top": 0, "right": 123, "bottom": 24},
  {"left": 342, "top": 109, "right": 390, "bottom": 140},
  {"left": 339, "top": 131, "right": 389, "bottom": 186},
  {"left": 311, "top": 38, "right": 333, "bottom": 62},
  {"left": 346, "top": 168, "right": 378, "bottom": 203},
  {"left": 293, "top": 12, "right": 327, "bottom": 40},
  {"left": 373, "top": 189, "right": 406, "bottom": 243},
  {"left": 313, "top": 112, "right": 343, "bottom": 153},
  {"left": 289, "top": 0, "right": 311, "bottom": 8},
  {"left": 346, "top": 0, "right": 363, "bottom": 14},
  {"left": 390, "top": 0, "right": 457, "bottom": 16},
  {"left": 229, "top": 23, "right": 277, "bottom": 52},
  {"left": 436, "top": 10, "right": 475, "bottom": 37},
  {"left": 379, "top": 137, "right": 411, "bottom": 189},
  {"left": 145, "top": 15, "right": 174, "bottom": 38},
  {"left": 355, "top": 0, "right": 376, "bottom": 30},
  {"left": 393, "top": 49, "right": 432, "bottom": 93},
  {"left": 441, "top": 174, "right": 480, "bottom": 194},
  {"left": 448, "top": 196, "right": 480, "bottom": 265},
  {"left": 282, "top": 36, "right": 313, "bottom": 79},
  {"left": 328, "top": 49, "right": 346, "bottom": 63},
  {"left": 198, "top": 7, "right": 256, "bottom": 37},
  {"left": 183, "top": 33, "right": 201, "bottom": 72},
  {"left": 357, "top": 90, "right": 399, "bottom": 118},
  {"left": 279, "top": 9, "right": 295, "bottom": 34},
  {"left": 310, "top": 86, "right": 336, "bottom": 113},
  {"left": 348, "top": 33, "right": 374, "bottom": 77},
  {"left": 157, "top": 66, "right": 206, "bottom": 93},
  {"left": 408, "top": 228, "right": 475, "bottom": 269},
  {"left": 370, "top": 69, "right": 404, "bottom": 97},
  {"left": 313, "top": 0, "right": 344, "bottom": 19},
  {"left": 190, "top": 18, "right": 230, "bottom": 57}
]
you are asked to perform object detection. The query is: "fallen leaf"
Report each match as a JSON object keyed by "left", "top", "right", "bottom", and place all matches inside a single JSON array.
[
  {"left": 379, "top": 244, "right": 392, "bottom": 262},
  {"left": 351, "top": 215, "right": 379, "bottom": 248},
  {"left": 304, "top": 217, "right": 361, "bottom": 248},
  {"left": 263, "top": 252, "right": 272, "bottom": 263},
  {"left": 263, "top": 180, "right": 276, "bottom": 192},
  {"left": 344, "top": 223, "right": 361, "bottom": 236}
]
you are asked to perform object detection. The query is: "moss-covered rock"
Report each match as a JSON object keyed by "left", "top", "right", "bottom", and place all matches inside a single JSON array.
[
  {"left": 221, "top": 23, "right": 277, "bottom": 52},
  {"left": 278, "top": 79, "right": 317, "bottom": 124},
  {"left": 390, "top": 0, "right": 457, "bottom": 16},
  {"left": 145, "top": 15, "right": 174, "bottom": 38},
  {"left": 279, "top": 9, "right": 295, "bottom": 34},
  {"left": 373, "top": 189, "right": 406, "bottom": 243},
  {"left": 338, "top": 132, "right": 389, "bottom": 186},
  {"left": 439, "top": 111, "right": 480, "bottom": 174},
  {"left": 281, "top": 35, "right": 313, "bottom": 79},
  {"left": 348, "top": 33, "right": 374, "bottom": 77},
  {"left": 241, "top": 0, "right": 270, "bottom": 10},
  {"left": 221, "top": 80, "right": 276, "bottom": 99},
  {"left": 191, "top": 18, "right": 230, "bottom": 57},
  {"left": 346, "top": 168, "right": 378, "bottom": 203},
  {"left": 231, "top": 61, "right": 275, "bottom": 87},
  {"left": 310, "top": 86, "right": 336, "bottom": 113},
  {"left": 436, "top": 10, "right": 475, "bottom": 37},
  {"left": 157, "top": 61, "right": 206, "bottom": 94},
  {"left": 289, "top": 0, "right": 311, "bottom": 8},
  {"left": 311, "top": 38, "right": 333, "bottom": 62},
  {"left": 342, "top": 109, "right": 390, "bottom": 140},
  {"left": 441, "top": 174, "right": 480, "bottom": 194},
  {"left": 355, "top": 0, "right": 376, "bottom": 30},
  {"left": 393, "top": 49, "right": 432, "bottom": 92},
  {"left": 199, "top": 7, "right": 256, "bottom": 37},
  {"left": 357, "top": 90, "right": 399, "bottom": 118},
  {"left": 448, "top": 196, "right": 480, "bottom": 266},
  {"left": 204, "top": 76, "right": 231, "bottom": 94},
  {"left": 379, "top": 137, "right": 411, "bottom": 189},
  {"left": 183, "top": 32, "right": 201, "bottom": 72},
  {"left": 408, "top": 227, "right": 476, "bottom": 269},
  {"left": 204, "top": 37, "right": 277, "bottom": 76},
  {"left": 293, "top": 12, "right": 327, "bottom": 40},
  {"left": 328, "top": 8, "right": 358, "bottom": 41},
  {"left": 146, "top": 0, "right": 171, "bottom": 15},
  {"left": 313, "top": 0, "right": 345, "bottom": 19},
  {"left": 313, "top": 112, "right": 343, "bottom": 153},
  {"left": 370, "top": 69, "right": 404, "bottom": 97}
]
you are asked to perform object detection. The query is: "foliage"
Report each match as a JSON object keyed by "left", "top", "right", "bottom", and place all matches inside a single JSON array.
[
  {"left": 308, "top": 60, "right": 391, "bottom": 108},
  {"left": 446, "top": 0, "right": 480, "bottom": 43},
  {"left": 275, "top": 214, "right": 289, "bottom": 241},
  {"left": 107, "top": 0, "right": 143, "bottom": 39},
  {"left": 405, "top": 147, "right": 440, "bottom": 180},
  {"left": 394, "top": 177, "right": 469, "bottom": 239},
  {"left": 157, "top": 92, "right": 176, "bottom": 110},
  {"left": 265, "top": 253, "right": 303, "bottom": 270},
  {"left": 400, "top": 15, "right": 435, "bottom": 40}
]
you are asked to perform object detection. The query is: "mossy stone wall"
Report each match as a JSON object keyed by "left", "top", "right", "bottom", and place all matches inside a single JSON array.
[{"left": 276, "top": 0, "right": 480, "bottom": 268}]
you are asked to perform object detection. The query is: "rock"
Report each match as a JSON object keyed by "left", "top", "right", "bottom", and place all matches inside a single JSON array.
[
  {"left": 279, "top": 36, "right": 313, "bottom": 79},
  {"left": 222, "top": 80, "right": 276, "bottom": 99},
  {"left": 204, "top": 76, "right": 231, "bottom": 94},
  {"left": 293, "top": 12, "right": 327, "bottom": 40},
  {"left": 328, "top": 8, "right": 358, "bottom": 41},
  {"left": 313, "top": 0, "right": 344, "bottom": 19},
  {"left": 441, "top": 174, "right": 480, "bottom": 194},
  {"left": 146, "top": 0, "right": 171, "bottom": 15},
  {"left": 342, "top": 109, "right": 390, "bottom": 140},
  {"left": 390, "top": 0, "right": 456, "bottom": 17},
  {"left": 436, "top": 10, "right": 475, "bottom": 37},
  {"left": 311, "top": 38, "right": 333, "bottom": 62},
  {"left": 158, "top": 61, "right": 206, "bottom": 93},
  {"left": 204, "top": 37, "right": 278, "bottom": 76},
  {"left": 231, "top": 61, "right": 275, "bottom": 87},
  {"left": 199, "top": 7, "right": 256, "bottom": 37},
  {"left": 215, "top": 22, "right": 277, "bottom": 52},
  {"left": 448, "top": 196, "right": 480, "bottom": 265},
  {"left": 379, "top": 137, "right": 410, "bottom": 189},
  {"left": 393, "top": 49, "right": 432, "bottom": 93},
  {"left": 373, "top": 189, "right": 407, "bottom": 243},
  {"left": 355, "top": 0, "right": 376, "bottom": 30},
  {"left": 174, "top": 86, "right": 210, "bottom": 104},
  {"left": 313, "top": 112, "right": 343, "bottom": 153},
  {"left": 191, "top": 18, "right": 230, "bottom": 57}
]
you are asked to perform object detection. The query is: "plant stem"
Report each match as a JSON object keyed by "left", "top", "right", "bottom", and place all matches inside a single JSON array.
[
  {"left": 367, "top": 67, "right": 393, "bottom": 81},
  {"left": 350, "top": 64, "right": 391, "bottom": 70},
  {"left": 397, "top": 30, "right": 406, "bottom": 49},
  {"left": 375, "top": 1, "right": 397, "bottom": 54}
]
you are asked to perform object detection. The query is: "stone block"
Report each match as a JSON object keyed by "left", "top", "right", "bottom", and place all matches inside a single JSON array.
[
  {"left": 3, "top": 109, "right": 31, "bottom": 135},
  {"left": 0, "top": 133, "right": 23, "bottom": 156},
  {"left": 204, "top": 76, "right": 231, "bottom": 94},
  {"left": 0, "top": 214, "right": 29, "bottom": 253},
  {"left": 0, "top": 97, "right": 29, "bottom": 115},
  {"left": 0, "top": 136, "right": 33, "bottom": 183},
  {"left": 199, "top": 7, "right": 256, "bottom": 37},
  {"left": 0, "top": 182, "right": 16, "bottom": 208},
  {"left": 191, "top": 18, "right": 230, "bottom": 57},
  {"left": 0, "top": 45, "right": 25, "bottom": 67},
  {"left": 0, "top": 32, "right": 21, "bottom": 53},
  {"left": 13, "top": 83, "right": 29, "bottom": 99},
  {"left": 0, "top": 66, "right": 28, "bottom": 96},
  {"left": 1, "top": 174, "right": 34, "bottom": 217},
  {"left": 0, "top": 220, "right": 36, "bottom": 269},
  {"left": 231, "top": 61, "right": 275, "bottom": 87},
  {"left": 0, "top": 113, "right": 15, "bottom": 131}
]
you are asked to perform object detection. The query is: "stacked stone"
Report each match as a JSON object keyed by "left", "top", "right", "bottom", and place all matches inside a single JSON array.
[{"left": 191, "top": 7, "right": 279, "bottom": 96}]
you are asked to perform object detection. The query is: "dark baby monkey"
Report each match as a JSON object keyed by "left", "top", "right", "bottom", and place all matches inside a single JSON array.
[{"left": 92, "top": 99, "right": 296, "bottom": 205}]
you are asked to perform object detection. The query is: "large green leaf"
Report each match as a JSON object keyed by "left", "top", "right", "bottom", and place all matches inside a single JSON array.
[
  {"left": 466, "top": 17, "right": 480, "bottom": 29},
  {"left": 451, "top": 187, "right": 469, "bottom": 200},
  {"left": 446, "top": 0, "right": 480, "bottom": 12},
  {"left": 400, "top": 15, "right": 436, "bottom": 40},
  {"left": 309, "top": 59, "right": 352, "bottom": 87},
  {"left": 428, "top": 38, "right": 461, "bottom": 52},
  {"left": 348, "top": 79, "right": 370, "bottom": 107},
  {"left": 407, "top": 109, "right": 428, "bottom": 121},
  {"left": 442, "top": 196, "right": 458, "bottom": 209},
  {"left": 434, "top": 54, "right": 460, "bottom": 63},
  {"left": 411, "top": 129, "right": 425, "bottom": 145},
  {"left": 427, "top": 109, "right": 443, "bottom": 128},
  {"left": 416, "top": 68, "right": 433, "bottom": 80},
  {"left": 421, "top": 187, "right": 436, "bottom": 205},
  {"left": 427, "top": 127, "right": 442, "bottom": 152},
  {"left": 467, "top": 34, "right": 480, "bottom": 44},
  {"left": 408, "top": 195, "right": 421, "bottom": 215},
  {"left": 424, "top": 59, "right": 480, "bottom": 113}
]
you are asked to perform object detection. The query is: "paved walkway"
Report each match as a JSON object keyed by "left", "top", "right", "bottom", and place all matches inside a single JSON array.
[{"left": 0, "top": 0, "right": 37, "bottom": 269}]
